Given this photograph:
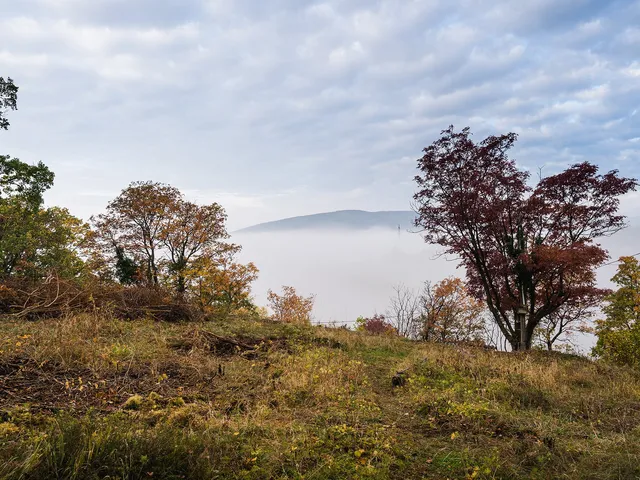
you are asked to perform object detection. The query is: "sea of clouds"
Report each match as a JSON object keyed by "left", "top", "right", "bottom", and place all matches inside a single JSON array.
[{"left": 234, "top": 218, "right": 640, "bottom": 353}]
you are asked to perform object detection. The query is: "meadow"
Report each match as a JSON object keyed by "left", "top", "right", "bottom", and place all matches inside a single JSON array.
[{"left": 1, "top": 313, "right": 639, "bottom": 479}]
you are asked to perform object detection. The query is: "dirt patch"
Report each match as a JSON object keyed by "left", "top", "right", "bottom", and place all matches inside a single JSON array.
[
  {"left": 308, "top": 336, "right": 344, "bottom": 350},
  {"left": 168, "top": 328, "right": 290, "bottom": 358},
  {"left": 0, "top": 355, "right": 220, "bottom": 412},
  {"left": 0, "top": 356, "right": 115, "bottom": 412}
]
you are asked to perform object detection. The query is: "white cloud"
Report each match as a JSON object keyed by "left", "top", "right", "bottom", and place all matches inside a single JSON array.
[
  {"left": 624, "top": 62, "right": 640, "bottom": 77},
  {"left": 578, "top": 19, "right": 602, "bottom": 35},
  {"left": 306, "top": 3, "right": 336, "bottom": 19},
  {"left": 575, "top": 84, "right": 610, "bottom": 100},
  {"left": 328, "top": 41, "right": 365, "bottom": 67},
  {"left": 94, "top": 54, "right": 143, "bottom": 80},
  {"left": 2, "top": 17, "right": 199, "bottom": 50},
  {"left": 0, "top": 51, "right": 49, "bottom": 68}
]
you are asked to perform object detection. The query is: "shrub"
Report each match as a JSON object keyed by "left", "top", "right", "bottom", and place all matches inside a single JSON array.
[
  {"left": 355, "top": 314, "right": 397, "bottom": 336},
  {"left": 267, "top": 286, "right": 315, "bottom": 325},
  {"left": 107, "top": 285, "right": 199, "bottom": 322},
  {"left": 593, "top": 256, "right": 640, "bottom": 366}
]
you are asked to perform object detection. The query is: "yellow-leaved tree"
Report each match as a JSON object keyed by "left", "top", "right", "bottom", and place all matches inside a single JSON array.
[
  {"left": 267, "top": 286, "right": 315, "bottom": 325},
  {"left": 185, "top": 244, "right": 259, "bottom": 314},
  {"left": 419, "top": 277, "right": 486, "bottom": 342}
]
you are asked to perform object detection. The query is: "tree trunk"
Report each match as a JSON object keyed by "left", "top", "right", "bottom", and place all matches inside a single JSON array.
[
  {"left": 513, "top": 319, "right": 521, "bottom": 350},
  {"left": 507, "top": 325, "right": 534, "bottom": 351},
  {"left": 176, "top": 274, "right": 186, "bottom": 294}
]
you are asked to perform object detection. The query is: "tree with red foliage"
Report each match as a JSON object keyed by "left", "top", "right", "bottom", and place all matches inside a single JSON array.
[
  {"left": 413, "top": 126, "right": 637, "bottom": 350},
  {"left": 355, "top": 314, "right": 397, "bottom": 336}
]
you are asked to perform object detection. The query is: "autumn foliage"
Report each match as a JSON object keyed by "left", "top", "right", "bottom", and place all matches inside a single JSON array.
[
  {"left": 267, "top": 286, "right": 315, "bottom": 325},
  {"left": 355, "top": 314, "right": 397, "bottom": 336},
  {"left": 414, "top": 126, "right": 637, "bottom": 350},
  {"left": 3, "top": 72, "right": 640, "bottom": 362},
  {"left": 420, "top": 278, "right": 485, "bottom": 343},
  {"left": 0, "top": 100, "right": 262, "bottom": 319},
  {"left": 186, "top": 245, "right": 259, "bottom": 314},
  {"left": 90, "top": 182, "right": 259, "bottom": 314}
]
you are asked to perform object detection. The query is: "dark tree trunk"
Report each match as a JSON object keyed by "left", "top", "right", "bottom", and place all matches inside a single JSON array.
[{"left": 176, "top": 274, "right": 186, "bottom": 294}]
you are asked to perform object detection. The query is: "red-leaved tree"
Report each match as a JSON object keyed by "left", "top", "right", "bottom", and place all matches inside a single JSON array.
[{"left": 413, "top": 126, "right": 637, "bottom": 350}]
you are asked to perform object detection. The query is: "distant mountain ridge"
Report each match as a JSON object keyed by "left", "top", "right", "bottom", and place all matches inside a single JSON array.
[{"left": 235, "top": 210, "right": 416, "bottom": 233}]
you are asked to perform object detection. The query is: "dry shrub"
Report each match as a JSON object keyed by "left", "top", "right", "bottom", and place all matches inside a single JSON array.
[
  {"left": 0, "top": 276, "right": 199, "bottom": 322},
  {"left": 106, "top": 285, "right": 199, "bottom": 322},
  {"left": 168, "top": 328, "right": 285, "bottom": 357},
  {"left": 0, "top": 275, "right": 94, "bottom": 319}
]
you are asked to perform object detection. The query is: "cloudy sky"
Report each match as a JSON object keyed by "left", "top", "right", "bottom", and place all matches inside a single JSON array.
[{"left": 1, "top": 0, "right": 639, "bottom": 229}]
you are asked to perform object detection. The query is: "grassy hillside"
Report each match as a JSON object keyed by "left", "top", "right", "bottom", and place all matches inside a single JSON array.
[{"left": 1, "top": 314, "right": 639, "bottom": 479}]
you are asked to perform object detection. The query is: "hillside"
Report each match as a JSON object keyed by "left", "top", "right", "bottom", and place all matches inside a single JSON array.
[
  {"left": 1, "top": 314, "right": 639, "bottom": 479},
  {"left": 235, "top": 210, "right": 417, "bottom": 233}
]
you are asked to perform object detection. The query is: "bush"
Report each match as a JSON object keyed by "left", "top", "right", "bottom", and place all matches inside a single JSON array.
[
  {"left": 593, "top": 323, "right": 640, "bottom": 367},
  {"left": 593, "top": 256, "right": 640, "bottom": 366},
  {"left": 267, "top": 286, "right": 315, "bottom": 325},
  {"left": 355, "top": 314, "right": 397, "bottom": 336},
  {"left": 0, "top": 275, "right": 95, "bottom": 319}
]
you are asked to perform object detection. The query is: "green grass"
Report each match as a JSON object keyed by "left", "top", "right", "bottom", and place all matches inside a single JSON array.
[{"left": 1, "top": 313, "right": 640, "bottom": 479}]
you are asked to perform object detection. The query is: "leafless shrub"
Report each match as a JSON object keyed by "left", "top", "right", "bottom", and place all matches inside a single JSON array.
[{"left": 386, "top": 283, "right": 421, "bottom": 338}]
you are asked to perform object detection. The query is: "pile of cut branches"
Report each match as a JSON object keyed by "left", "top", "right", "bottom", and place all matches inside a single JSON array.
[{"left": 0, "top": 276, "right": 199, "bottom": 321}]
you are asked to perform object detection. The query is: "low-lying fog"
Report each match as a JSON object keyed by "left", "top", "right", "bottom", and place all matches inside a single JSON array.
[{"left": 233, "top": 221, "right": 640, "bottom": 353}]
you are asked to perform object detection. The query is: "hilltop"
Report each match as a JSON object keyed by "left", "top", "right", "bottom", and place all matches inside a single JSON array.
[
  {"left": 235, "top": 210, "right": 417, "bottom": 233},
  {"left": 1, "top": 313, "right": 639, "bottom": 479}
]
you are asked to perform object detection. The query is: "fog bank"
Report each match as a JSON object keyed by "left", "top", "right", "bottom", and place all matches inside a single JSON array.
[
  {"left": 233, "top": 220, "right": 640, "bottom": 351},
  {"left": 233, "top": 228, "right": 455, "bottom": 323}
]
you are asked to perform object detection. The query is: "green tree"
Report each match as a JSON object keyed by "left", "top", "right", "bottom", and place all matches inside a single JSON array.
[
  {"left": 25, "top": 207, "right": 90, "bottom": 278},
  {"left": 0, "top": 158, "right": 87, "bottom": 279},
  {"left": 114, "top": 246, "right": 139, "bottom": 285},
  {"left": 0, "top": 77, "right": 18, "bottom": 131},
  {"left": 593, "top": 256, "right": 640, "bottom": 366},
  {"left": 0, "top": 155, "right": 54, "bottom": 206},
  {"left": 0, "top": 79, "right": 88, "bottom": 281}
]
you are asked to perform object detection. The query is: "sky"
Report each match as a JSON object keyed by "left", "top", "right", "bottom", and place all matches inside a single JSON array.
[{"left": 1, "top": 0, "right": 639, "bottom": 230}]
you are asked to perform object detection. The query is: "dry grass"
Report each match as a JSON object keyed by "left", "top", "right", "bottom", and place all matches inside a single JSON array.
[{"left": 1, "top": 314, "right": 640, "bottom": 479}]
